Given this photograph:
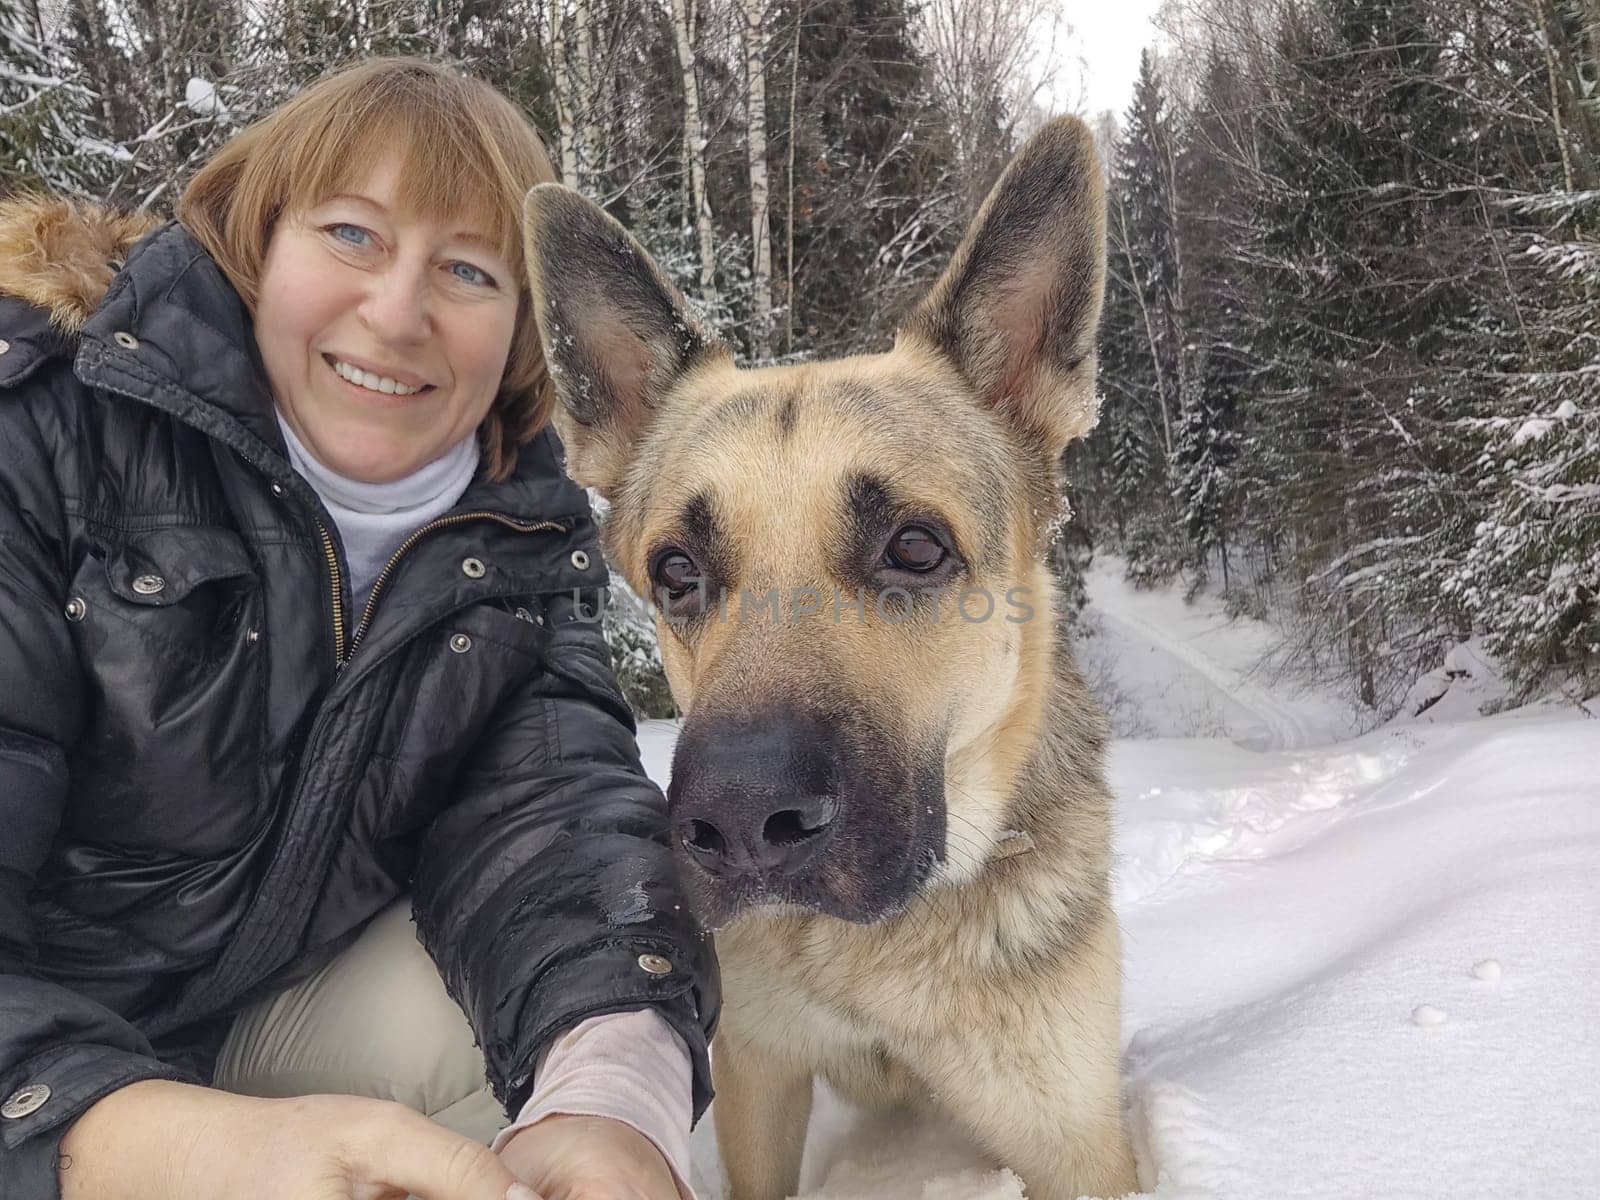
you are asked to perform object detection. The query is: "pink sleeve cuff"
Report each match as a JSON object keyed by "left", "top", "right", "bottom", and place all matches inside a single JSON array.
[{"left": 490, "top": 1008, "right": 697, "bottom": 1200}]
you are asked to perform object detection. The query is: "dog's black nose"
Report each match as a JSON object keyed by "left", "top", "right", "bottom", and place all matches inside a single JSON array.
[
  {"left": 669, "top": 709, "right": 842, "bottom": 881},
  {"left": 680, "top": 792, "right": 838, "bottom": 878}
]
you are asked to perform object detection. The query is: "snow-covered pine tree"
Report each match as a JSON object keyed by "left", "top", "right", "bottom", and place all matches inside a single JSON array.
[
  {"left": 1074, "top": 0, "right": 1598, "bottom": 706},
  {"left": 1094, "top": 50, "right": 1185, "bottom": 585},
  {"left": 1169, "top": 51, "right": 1254, "bottom": 590},
  {"left": 0, "top": 0, "right": 88, "bottom": 193},
  {"left": 1436, "top": 0, "right": 1600, "bottom": 698},
  {"left": 1170, "top": 348, "right": 1238, "bottom": 586},
  {"left": 767, "top": 0, "right": 964, "bottom": 357},
  {"left": 1244, "top": 0, "right": 1483, "bottom": 709}
]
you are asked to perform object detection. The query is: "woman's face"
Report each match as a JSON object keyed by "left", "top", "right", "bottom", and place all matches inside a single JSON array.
[{"left": 255, "top": 157, "right": 518, "bottom": 483}]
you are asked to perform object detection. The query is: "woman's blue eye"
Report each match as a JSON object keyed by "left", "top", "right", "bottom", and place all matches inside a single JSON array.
[
  {"left": 450, "top": 261, "right": 494, "bottom": 287},
  {"left": 330, "top": 223, "right": 371, "bottom": 247}
]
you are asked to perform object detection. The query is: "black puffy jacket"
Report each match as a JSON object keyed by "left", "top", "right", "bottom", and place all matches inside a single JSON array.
[{"left": 0, "top": 212, "right": 718, "bottom": 1197}]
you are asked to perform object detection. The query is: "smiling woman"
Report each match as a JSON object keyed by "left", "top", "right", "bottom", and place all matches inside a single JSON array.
[{"left": 0, "top": 56, "right": 717, "bottom": 1200}]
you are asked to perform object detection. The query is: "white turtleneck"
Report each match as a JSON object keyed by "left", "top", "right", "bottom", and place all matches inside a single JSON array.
[{"left": 276, "top": 415, "right": 480, "bottom": 613}]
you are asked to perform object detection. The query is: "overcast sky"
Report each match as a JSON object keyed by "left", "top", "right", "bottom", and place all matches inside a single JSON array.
[{"left": 1058, "top": 1, "right": 1166, "bottom": 121}]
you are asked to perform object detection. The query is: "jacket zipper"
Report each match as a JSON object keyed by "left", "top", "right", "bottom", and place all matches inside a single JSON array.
[
  {"left": 315, "top": 520, "right": 349, "bottom": 664},
  {"left": 341, "top": 512, "right": 569, "bottom": 664}
]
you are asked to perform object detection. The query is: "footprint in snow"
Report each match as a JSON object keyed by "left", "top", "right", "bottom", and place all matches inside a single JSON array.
[{"left": 1411, "top": 1004, "right": 1448, "bottom": 1027}]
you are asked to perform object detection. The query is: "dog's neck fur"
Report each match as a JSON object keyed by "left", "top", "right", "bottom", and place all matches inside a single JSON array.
[{"left": 934, "top": 567, "right": 1114, "bottom": 964}]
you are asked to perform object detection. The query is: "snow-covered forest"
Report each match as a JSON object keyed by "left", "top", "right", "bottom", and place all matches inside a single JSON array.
[
  {"left": 2, "top": 0, "right": 1597, "bottom": 719},
  {"left": 1078, "top": 0, "right": 1600, "bottom": 720}
]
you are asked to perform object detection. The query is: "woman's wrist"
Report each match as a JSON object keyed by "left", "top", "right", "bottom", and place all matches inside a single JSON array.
[
  {"left": 59, "top": 1078, "right": 222, "bottom": 1200},
  {"left": 500, "top": 1112, "right": 688, "bottom": 1200}
]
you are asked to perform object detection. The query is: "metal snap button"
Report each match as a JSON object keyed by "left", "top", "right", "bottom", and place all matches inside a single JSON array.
[
  {"left": 65, "top": 597, "right": 87, "bottom": 622},
  {"left": 449, "top": 633, "right": 472, "bottom": 653},
  {"left": 570, "top": 550, "right": 591, "bottom": 570},
  {"left": 269, "top": 481, "right": 285, "bottom": 497},
  {"left": 246, "top": 628, "right": 259, "bottom": 643},
  {"left": 2, "top": 1083, "right": 50, "bottom": 1119},
  {"left": 0, "top": 338, "right": 10, "bottom": 355},
  {"left": 113, "top": 331, "right": 139, "bottom": 350},
  {"left": 461, "top": 557, "right": 486, "bottom": 579},
  {"left": 637, "top": 953, "right": 673, "bottom": 976},
  {"left": 131, "top": 574, "right": 166, "bottom": 596}
]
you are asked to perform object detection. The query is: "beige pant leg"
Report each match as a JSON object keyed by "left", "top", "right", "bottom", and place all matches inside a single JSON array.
[{"left": 213, "top": 900, "right": 507, "bottom": 1144}]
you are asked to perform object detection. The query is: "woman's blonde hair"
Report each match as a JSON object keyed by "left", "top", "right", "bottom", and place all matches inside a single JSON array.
[{"left": 178, "top": 57, "right": 559, "bottom": 481}]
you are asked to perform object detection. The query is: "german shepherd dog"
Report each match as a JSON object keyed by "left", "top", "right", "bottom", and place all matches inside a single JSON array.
[{"left": 521, "top": 117, "right": 1138, "bottom": 1200}]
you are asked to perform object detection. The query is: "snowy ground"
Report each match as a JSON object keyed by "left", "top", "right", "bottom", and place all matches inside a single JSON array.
[{"left": 635, "top": 559, "right": 1600, "bottom": 1200}]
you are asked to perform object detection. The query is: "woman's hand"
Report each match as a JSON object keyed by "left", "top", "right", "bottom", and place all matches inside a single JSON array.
[
  {"left": 498, "top": 1113, "right": 685, "bottom": 1200},
  {"left": 59, "top": 1079, "right": 533, "bottom": 1200}
]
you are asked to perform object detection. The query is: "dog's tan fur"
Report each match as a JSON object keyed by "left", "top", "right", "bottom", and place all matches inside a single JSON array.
[
  {"left": 522, "top": 117, "right": 1137, "bottom": 1200},
  {"left": 0, "top": 195, "right": 158, "bottom": 331}
]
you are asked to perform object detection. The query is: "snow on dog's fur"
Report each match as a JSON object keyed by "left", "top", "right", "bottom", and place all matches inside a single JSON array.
[{"left": 522, "top": 117, "right": 1138, "bottom": 1200}]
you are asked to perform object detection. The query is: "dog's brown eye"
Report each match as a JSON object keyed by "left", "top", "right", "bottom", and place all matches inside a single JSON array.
[
  {"left": 886, "top": 526, "right": 945, "bottom": 572},
  {"left": 652, "top": 549, "right": 700, "bottom": 597}
]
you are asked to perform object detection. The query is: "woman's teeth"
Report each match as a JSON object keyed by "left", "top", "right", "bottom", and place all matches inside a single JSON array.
[{"left": 332, "top": 359, "right": 426, "bottom": 396}]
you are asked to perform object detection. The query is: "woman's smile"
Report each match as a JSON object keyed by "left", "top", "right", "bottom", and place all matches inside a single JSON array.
[{"left": 322, "top": 352, "right": 436, "bottom": 400}]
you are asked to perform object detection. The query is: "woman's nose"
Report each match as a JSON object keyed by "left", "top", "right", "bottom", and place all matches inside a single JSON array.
[{"left": 360, "top": 267, "right": 431, "bottom": 343}]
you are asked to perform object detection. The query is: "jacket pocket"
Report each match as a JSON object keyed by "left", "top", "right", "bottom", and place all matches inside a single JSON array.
[
  {"left": 101, "top": 525, "right": 255, "bottom": 602},
  {"left": 62, "top": 526, "right": 266, "bottom": 853},
  {"left": 78, "top": 526, "right": 256, "bottom": 659}
]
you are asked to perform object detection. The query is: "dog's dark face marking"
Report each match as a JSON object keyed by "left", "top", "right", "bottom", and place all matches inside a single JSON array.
[
  {"left": 836, "top": 471, "right": 969, "bottom": 598},
  {"left": 523, "top": 118, "right": 1106, "bottom": 927}
]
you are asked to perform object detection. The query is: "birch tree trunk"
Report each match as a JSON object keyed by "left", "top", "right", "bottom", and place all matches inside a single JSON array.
[
  {"left": 742, "top": 0, "right": 774, "bottom": 357},
  {"left": 672, "top": 0, "right": 717, "bottom": 305},
  {"left": 573, "top": 0, "right": 596, "bottom": 188},
  {"left": 1112, "top": 193, "right": 1175, "bottom": 464},
  {"left": 551, "top": 2, "right": 579, "bottom": 185},
  {"left": 784, "top": 2, "right": 802, "bottom": 355},
  {"left": 1530, "top": 0, "right": 1579, "bottom": 196},
  {"left": 1161, "top": 102, "right": 1188, "bottom": 447}
]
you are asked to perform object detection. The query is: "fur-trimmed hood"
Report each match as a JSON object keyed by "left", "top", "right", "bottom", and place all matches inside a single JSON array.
[{"left": 0, "top": 194, "right": 160, "bottom": 333}]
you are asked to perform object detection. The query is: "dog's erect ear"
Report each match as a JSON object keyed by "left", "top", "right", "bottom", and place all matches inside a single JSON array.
[
  {"left": 897, "top": 116, "right": 1107, "bottom": 457},
  {"left": 522, "top": 183, "right": 729, "bottom": 497}
]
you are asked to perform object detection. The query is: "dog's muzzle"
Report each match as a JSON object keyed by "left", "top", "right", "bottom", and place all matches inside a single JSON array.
[{"left": 667, "top": 704, "right": 944, "bottom": 927}]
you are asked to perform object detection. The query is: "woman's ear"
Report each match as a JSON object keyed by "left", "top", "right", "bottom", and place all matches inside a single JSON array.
[
  {"left": 896, "top": 116, "right": 1107, "bottom": 458},
  {"left": 521, "top": 183, "right": 730, "bottom": 498}
]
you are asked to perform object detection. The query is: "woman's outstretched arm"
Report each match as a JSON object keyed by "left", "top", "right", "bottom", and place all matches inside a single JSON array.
[{"left": 411, "top": 574, "right": 720, "bottom": 1194}]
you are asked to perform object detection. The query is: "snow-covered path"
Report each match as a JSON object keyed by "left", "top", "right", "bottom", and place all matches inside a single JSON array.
[
  {"left": 636, "top": 562, "right": 1600, "bottom": 1200},
  {"left": 1087, "top": 580, "right": 1311, "bottom": 750},
  {"left": 1079, "top": 557, "right": 1355, "bottom": 750}
]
